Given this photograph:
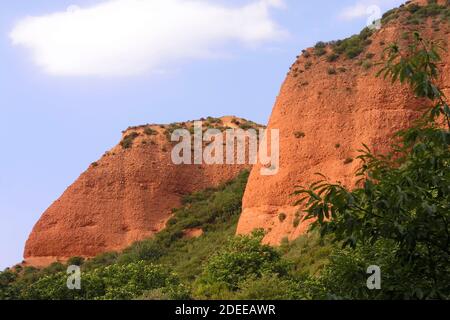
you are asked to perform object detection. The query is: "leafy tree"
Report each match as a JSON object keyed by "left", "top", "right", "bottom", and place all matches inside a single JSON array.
[
  {"left": 0, "top": 270, "right": 19, "bottom": 300},
  {"left": 296, "top": 32, "right": 450, "bottom": 299}
]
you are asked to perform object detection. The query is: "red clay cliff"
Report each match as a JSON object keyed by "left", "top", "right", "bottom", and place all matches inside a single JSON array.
[
  {"left": 24, "top": 117, "right": 258, "bottom": 266},
  {"left": 237, "top": 0, "right": 450, "bottom": 244}
]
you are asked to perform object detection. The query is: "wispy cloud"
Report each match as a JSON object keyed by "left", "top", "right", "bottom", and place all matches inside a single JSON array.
[
  {"left": 338, "top": 0, "right": 402, "bottom": 21},
  {"left": 10, "top": 0, "right": 287, "bottom": 77}
]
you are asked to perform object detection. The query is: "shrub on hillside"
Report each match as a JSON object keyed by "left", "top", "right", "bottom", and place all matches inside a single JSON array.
[
  {"left": 120, "top": 132, "right": 139, "bottom": 149},
  {"left": 194, "top": 230, "right": 289, "bottom": 296}
]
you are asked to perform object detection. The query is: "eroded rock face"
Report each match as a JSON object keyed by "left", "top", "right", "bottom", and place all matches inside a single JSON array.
[
  {"left": 25, "top": 117, "right": 258, "bottom": 266},
  {"left": 237, "top": 2, "right": 450, "bottom": 244}
]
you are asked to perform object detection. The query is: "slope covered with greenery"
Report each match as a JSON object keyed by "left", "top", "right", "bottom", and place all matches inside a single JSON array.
[{"left": 0, "top": 171, "right": 332, "bottom": 300}]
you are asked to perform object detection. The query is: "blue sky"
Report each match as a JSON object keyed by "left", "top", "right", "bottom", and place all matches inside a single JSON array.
[{"left": 0, "top": 0, "right": 404, "bottom": 269}]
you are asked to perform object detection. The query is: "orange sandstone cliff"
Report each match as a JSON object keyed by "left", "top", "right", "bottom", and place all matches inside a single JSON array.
[
  {"left": 24, "top": 116, "right": 259, "bottom": 266},
  {"left": 237, "top": 0, "right": 450, "bottom": 244}
]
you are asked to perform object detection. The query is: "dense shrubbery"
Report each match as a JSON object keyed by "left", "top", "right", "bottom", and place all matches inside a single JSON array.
[
  {"left": 331, "top": 27, "right": 373, "bottom": 59},
  {"left": 23, "top": 262, "right": 188, "bottom": 300},
  {"left": 406, "top": 1, "right": 450, "bottom": 24},
  {"left": 195, "top": 230, "right": 288, "bottom": 291}
]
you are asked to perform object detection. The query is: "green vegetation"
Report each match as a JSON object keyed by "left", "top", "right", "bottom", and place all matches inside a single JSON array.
[
  {"left": 144, "top": 127, "right": 158, "bottom": 136},
  {"left": 0, "top": 170, "right": 334, "bottom": 300},
  {"left": 331, "top": 27, "right": 373, "bottom": 60},
  {"left": 326, "top": 53, "right": 339, "bottom": 62},
  {"left": 22, "top": 262, "right": 188, "bottom": 300},
  {"left": 120, "top": 132, "right": 139, "bottom": 149},
  {"left": 0, "top": 171, "right": 251, "bottom": 299},
  {"left": 205, "top": 117, "right": 222, "bottom": 126},
  {"left": 278, "top": 213, "right": 287, "bottom": 222},
  {"left": 405, "top": 1, "right": 450, "bottom": 25},
  {"left": 194, "top": 230, "right": 289, "bottom": 296},
  {"left": 381, "top": 7, "right": 400, "bottom": 24},
  {"left": 236, "top": 119, "right": 260, "bottom": 131},
  {"left": 313, "top": 41, "right": 327, "bottom": 57},
  {"left": 165, "top": 122, "right": 185, "bottom": 141}
]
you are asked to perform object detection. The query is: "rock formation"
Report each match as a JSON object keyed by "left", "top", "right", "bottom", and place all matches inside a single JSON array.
[
  {"left": 237, "top": 0, "right": 450, "bottom": 244},
  {"left": 24, "top": 1, "right": 450, "bottom": 266},
  {"left": 24, "top": 116, "right": 260, "bottom": 266}
]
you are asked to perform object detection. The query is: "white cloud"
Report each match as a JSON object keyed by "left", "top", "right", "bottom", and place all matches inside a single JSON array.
[
  {"left": 340, "top": 3, "right": 370, "bottom": 20},
  {"left": 10, "top": 0, "right": 286, "bottom": 76},
  {"left": 338, "top": 0, "right": 402, "bottom": 21}
]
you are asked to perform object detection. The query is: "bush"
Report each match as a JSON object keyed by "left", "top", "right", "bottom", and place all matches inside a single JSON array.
[
  {"left": 120, "top": 132, "right": 139, "bottom": 149},
  {"left": 381, "top": 8, "right": 399, "bottom": 24},
  {"left": 332, "top": 27, "right": 373, "bottom": 60},
  {"left": 195, "top": 230, "right": 289, "bottom": 293},
  {"left": 314, "top": 42, "right": 327, "bottom": 56},
  {"left": 282, "top": 233, "right": 333, "bottom": 277},
  {"left": 326, "top": 53, "right": 339, "bottom": 62},
  {"left": 67, "top": 257, "right": 85, "bottom": 266},
  {"left": 278, "top": 213, "right": 287, "bottom": 222},
  {"left": 311, "top": 240, "right": 450, "bottom": 300},
  {"left": 239, "top": 121, "right": 257, "bottom": 130},
  {"left": 327, "top": 67, "right": 337, "bottom": 75},
  {"left": 144, "top": 127, "right": 157, "bottom": 136},
  {"left": 0, "top": 270, "right": 19, "bottom": 300},
  {"left": 24, "top": 261, "right": 185, "bottom": 300},
  {"left": 235, "top": 274, "right": 307, "bottom": 300}
]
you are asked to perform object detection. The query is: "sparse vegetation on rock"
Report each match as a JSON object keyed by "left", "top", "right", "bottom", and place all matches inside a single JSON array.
[{"left": 120, "top": 132, "right": 139, "bottom": 149}]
